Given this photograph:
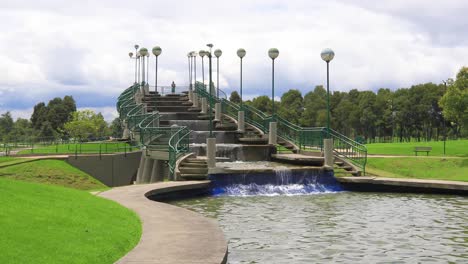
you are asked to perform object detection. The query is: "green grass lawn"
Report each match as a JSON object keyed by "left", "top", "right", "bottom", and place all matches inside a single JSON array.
[
  {"left": 0, "top": 159, "right": 107, "bottom": 190},
  {"left": 0, "top": 178, "right": 141, "bottom": 264},
  {"left": 366, "top": 157, "right": 468, "bottom": 182},
  {"left": 366, "top": 139, "right": 468, "bottom": 157},
  {"left": 16, "top": 142, "right": 134, "bottom": 155}
]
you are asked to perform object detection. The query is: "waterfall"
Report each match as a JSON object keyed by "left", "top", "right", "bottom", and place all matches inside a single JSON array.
[{"left": 209, "top": 169, "right": 342, "bottom": 196}]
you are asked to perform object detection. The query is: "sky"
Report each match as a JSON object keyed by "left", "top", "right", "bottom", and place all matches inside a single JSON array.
[{"left": 1, "top": 0, "right": 467, "bottom": 121}]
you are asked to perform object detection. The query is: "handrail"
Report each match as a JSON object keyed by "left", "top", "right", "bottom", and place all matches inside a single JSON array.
[{"left": 193, "top": 81, "right": 367, "bottom": 173}]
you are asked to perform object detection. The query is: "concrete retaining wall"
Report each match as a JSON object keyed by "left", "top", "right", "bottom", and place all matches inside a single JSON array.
[{"left": 68, "top": 151, "right": 142, "bottom": 187}]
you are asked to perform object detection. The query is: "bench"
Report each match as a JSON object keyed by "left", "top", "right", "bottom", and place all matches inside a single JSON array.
[{"left": 414, "top": 146, "right": 432, "bottom": 156}]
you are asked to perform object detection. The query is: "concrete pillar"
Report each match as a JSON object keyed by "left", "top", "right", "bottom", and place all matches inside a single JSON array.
[
  {"left": 268, "top": 122, "right": 277, "bottom": 145},
  {"left": 150, "top": 160, "right": 161, "bottom": 183},
  {"left": 214, "top": 103, "right": 221, "bottom": 121},
  {"left": 206, "top": 137, "right": 216, "bottom": 169},
  {"left": 122, "top": 121, "right": 130, "bottom": 139},
  {"left": 201, "top": 98, "right": 208, "bottom": 114},
  {"left": 324, "top": 138, "right": 334, "bottom": 169},
  {"left": 193, "top": 93, "right": 199, "bottom": 108},
  {"left": 188, "top": 90, "right": 193, "bottom": 102},
  {"left": 238, "top": 111, "right": 245, "bottom": 132},
  {"left": 136, "top": 153, "right": 146, "bottom": 184},
  {"left": 141, "top": 157, "right": 153, "bottom": 183},
  {"left": 144, "top": 83, "right": 150, "bottom": 95}
]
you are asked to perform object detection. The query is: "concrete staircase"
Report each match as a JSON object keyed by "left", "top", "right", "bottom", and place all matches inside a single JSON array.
[{"left": 179, "top": 158, "right": 209, "bottom": 180}]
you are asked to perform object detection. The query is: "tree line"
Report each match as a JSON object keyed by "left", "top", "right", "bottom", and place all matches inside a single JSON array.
[
  {"left": 0, "top": 96, "right": 123, "bottom": 143},
  {"left": 230, "top": 66, "right": 467, "bottom": 142}
]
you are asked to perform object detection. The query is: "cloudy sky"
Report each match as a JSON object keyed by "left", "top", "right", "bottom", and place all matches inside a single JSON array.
[{"left": 1, "top": 0, "right": 467, "bottom": 121}]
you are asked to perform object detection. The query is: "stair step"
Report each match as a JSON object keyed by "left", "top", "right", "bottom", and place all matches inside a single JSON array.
[
  {"left": 179, "top": 167, "right": 208, "bottom": 174},
  {"left": 180, "top": 163, "right": 207, "bottom": 168},
  {"left": 180, "top": 174, "right": 208, "bottom": 180},
  {"left": 238, "top": 137, "right": 268, "bottom": 143},
  {"left": 185, "top": 158, "right": 207, "bottom": 163},
  {"left": 342, "top": 165, "right": 353, "bottom": 171},
  {"left": 334, "top": 161, "right": 344, "bottom": 166}
]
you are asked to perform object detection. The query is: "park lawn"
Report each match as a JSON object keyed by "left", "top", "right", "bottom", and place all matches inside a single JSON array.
[
  {"left": 366, "top": 157, "right": 468, "bottom": 182},
  {"left": 17, "top": 142, "right": 134, "bottom": 155},
  {"left": 0, "top": 159, "right": 107, "bottom": 190},
  {"left": 0, "top": 178, "right": 141, "bottom": 264},
  {"left": 0, "top": 156, "right": 21, "bottom": 164},
  {"left": 366, "top": 139, "right": 468, "bottom": 157}
]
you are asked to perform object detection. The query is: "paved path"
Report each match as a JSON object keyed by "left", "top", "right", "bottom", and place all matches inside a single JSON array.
[
  {"left": 338, "top": 176, "right": 468, "bottom": 193},
  {"left": 99, "top": 181, "right": 228, "bottom": 264}
]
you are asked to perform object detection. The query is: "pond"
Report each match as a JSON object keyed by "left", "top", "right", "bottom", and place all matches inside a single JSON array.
[{"left": 173, "top": 191, "right": 468, "bottom": 263}]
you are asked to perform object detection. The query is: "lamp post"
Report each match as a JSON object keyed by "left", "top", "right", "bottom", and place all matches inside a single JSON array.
[
  {"left": 207, "top": 44, "right": 214, "bottom": 137},
  {"left": 320, "top": 48, "right": 335, "bottom": 136},
  {"left": 320, "top": 48, "right": 335, "bottom": 169},
  {"left": 237, "top": 48, "right": 246, "bottom": 108},
  {"left": 134, "top": 45, "right": 139, "bottom": 84},
  {"left": 152, "top": 46, "right": 162, "bottom": 94},
  {"left": 136, "top": 52, "right": 141, "bottom": 84},
  {"left": 129, "top": 52, "right": 135, "bottom": 83},
  {"left": 214, "top": 49, "right": 222, "bottom": 98},
  {"left": 139, "top": 48, "right": 148, "bottom": 97},
  {"left": 268, "top": 48, "right": 279, "bottom": 145},
  {"left": 199, "top": 50, "right": 206, "bottom": 88},
  {"left": 146, "top": 53, "right": 149, "bottom": 85},
  {"left": 268, "top": 48, "right": 279, "bottom": 118},
  {"left": 187, "top": 52, "right": 192, "bottom": 92},
  {"left": 236, "top": 48, "right": 246, "bottom": 133}
]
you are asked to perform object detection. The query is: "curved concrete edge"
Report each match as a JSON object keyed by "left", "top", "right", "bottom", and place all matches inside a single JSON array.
[
  {"left": 337, "top": 176, "right": 468, "bottom": 194},
  {"left": 99, "top": 181, "right": 228, "bottom": 264}
]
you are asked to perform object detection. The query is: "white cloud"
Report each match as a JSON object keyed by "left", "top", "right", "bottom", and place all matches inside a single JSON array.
[{"left": 0, "top": 0, "right": 467, "bottom": 115}]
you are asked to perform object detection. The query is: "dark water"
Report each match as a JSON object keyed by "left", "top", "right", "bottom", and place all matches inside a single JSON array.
[{"left": 172, "top": 192, "right": 468, "bottom": 263}]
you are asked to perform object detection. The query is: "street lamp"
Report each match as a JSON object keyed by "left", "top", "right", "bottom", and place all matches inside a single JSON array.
[
  {"left": 136, "top": 51, "right": 141, "bottom": 84},
  {"left": 237, "top": 48, "right": 246, "bottom": 108},
  {"left": 199, "top": 50, "right": 206, "bottom": 88},
  {"left": 268, "top": 48, "right": 279, "bottom": 117},
  {"left": 139, "top": 48, "right": 148, "bottom": 85},
  {"left": 320, "top": 48, "right": 335, "bottom": 136},
  {"left": 187, "top": 52, "right": 192, "bottom": 92},
  {"left": 214, "top": 49, "right": 222, "bottom": 98},
  {"left": 152, "top": 46, "right": 162, "bottom": 94},
  {"left": 146, "top": 53, "right": 149, "bottom": 85},
  {"left": 192, "top": 51, "right": 197, "bottom": 90},
  {"left": 206, "top": 44, "right": 214, "bottom": 137},
  {"left": 129, "top": 52, "right": 135, "bottom": 83},
  {"left": 134, "top": 45, "right": 139, "bottom": 83}
]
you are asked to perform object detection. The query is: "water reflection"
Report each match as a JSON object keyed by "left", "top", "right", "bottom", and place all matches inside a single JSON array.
[{"left": 173, "top": 192, "right": 468, "bottom": 263}]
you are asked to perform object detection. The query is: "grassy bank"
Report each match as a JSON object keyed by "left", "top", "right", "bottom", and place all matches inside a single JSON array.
[
  {"left": 365, "top": 139, "right": 468, "bottom": 157},
  {"left": 0, "top": 159, "right": 106, "bottom": 190},
  {"left": 366, "top": 157, "right": 468, "bottom": 182},
  {"left": 0, "top": 178, "right": 141, "bottom": 263}
]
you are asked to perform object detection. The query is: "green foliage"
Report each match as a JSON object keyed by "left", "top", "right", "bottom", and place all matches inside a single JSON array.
[
  {"left": 366, "top": 139, "right": 468, "bottom": 157},
  {"left": 278, "top": 89, "right": 303, "bottom": 124},
  {"left": 250, "top": 95, "right": 272, "bottom": 114},
  {"left": 110, "top": 117, "right": 123, "bottom": 138},
  {"left": 0, "top": 178, "right": 141, "bottom": 263},
  {"left": 440, "top": 67, "right": 468, "bottom": 137},
  {"left": 64, "top": 110, "right": 109, "bottom": 140},
  {"left": 230, "top": 91, "right": 241, "bottom": 104},
  {"left": 30, "top": 96, "right": 76, "bottom": 138}
]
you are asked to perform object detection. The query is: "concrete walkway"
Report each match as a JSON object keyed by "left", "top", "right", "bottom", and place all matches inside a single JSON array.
[
  {"left": 338, "top": 176, "right": 468, "bottom": 193},
  {"left": 99, "top": 181, "right": 228, "bottom": 264}
]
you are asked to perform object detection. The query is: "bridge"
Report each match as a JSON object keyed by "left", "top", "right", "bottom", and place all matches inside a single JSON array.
[{"left": 117, "top": 53, "right": 367, "bottom": 183}]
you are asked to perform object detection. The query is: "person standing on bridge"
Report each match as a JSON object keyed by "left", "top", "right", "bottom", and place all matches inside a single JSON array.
[{"left": 171, "top": 81, "right": 176, "bottom": 93}]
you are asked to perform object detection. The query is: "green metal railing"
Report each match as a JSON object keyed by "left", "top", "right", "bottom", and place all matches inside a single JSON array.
[
  {"left": 168, "top": 126, "right": 191, "bottom": 178},
  {"left": 194, "top": 81, "right": 367, "bottom": 173}
]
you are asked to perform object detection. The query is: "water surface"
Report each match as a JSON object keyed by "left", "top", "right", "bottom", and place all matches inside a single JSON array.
[{"left": 173, "top": 192, "right": 468, "bottom": 263}]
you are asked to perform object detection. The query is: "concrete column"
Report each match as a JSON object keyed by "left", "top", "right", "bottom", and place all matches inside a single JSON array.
[
  {"left": 324, "top": 138, "right": 334, "bottom": 169},
  {"left": 206, "top": 137, "right": 216, "bottom": 169},
  {"left": 136, "top": 153, "right": 146, "bottom": 184},
  {"left": 188, "top": 90, "right": 193, "bottom": 102},
  {"left": 268, "top": 121, "right": 277, "bottom": 145},
  {"left": 122, "top": 121, "right": 130, "bottom": 139},
  {"left": 214, "top": 103, "right": 221, "bottom": 121},
  {"left": 150, "top": 160, "right": 162, "bottom": 183},
  {"left": 193, "top": 93, "right": 199, "bottom": 108},
  {"left": 141, "top": 157, "right": 154, "bottom": 183},
  {"left": 201, "top": 98, "right": 208, "bottom": 114},
  {"left": 144, "top": 83, "right": 150, "bottom": 95},
  {"left": 238, "top": 111, "right": 245, "bottom": 132}
]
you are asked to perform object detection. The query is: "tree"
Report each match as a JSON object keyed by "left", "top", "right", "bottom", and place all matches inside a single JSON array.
[
  {"left": 64, "top": 110, "right": 109, "bottom": 141},
  {"left": 31, "top": 102, "right": 48, "bottom": 130},
  {"left": 229, "top": 91, "right": 241, "bottom": 104},
  {"left": 110, "top": 117, "right": 123, "bottom": 138},
  {"left": 251, "top": 96, "right": 272, "bottom": 114},
  {"left": 278, "top": 89, "right": 303, "bottom": 124},
  {"left": 0, "top": 112, "right": 14, "bottom": 141},
  {"left": 440, "top": 68, "right": 468, "bottom": 137}
]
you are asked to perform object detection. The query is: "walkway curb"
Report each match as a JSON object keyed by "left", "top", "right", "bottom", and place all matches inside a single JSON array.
[{"left": 99, "top": 181, "right": 228, "bottom": 264}]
